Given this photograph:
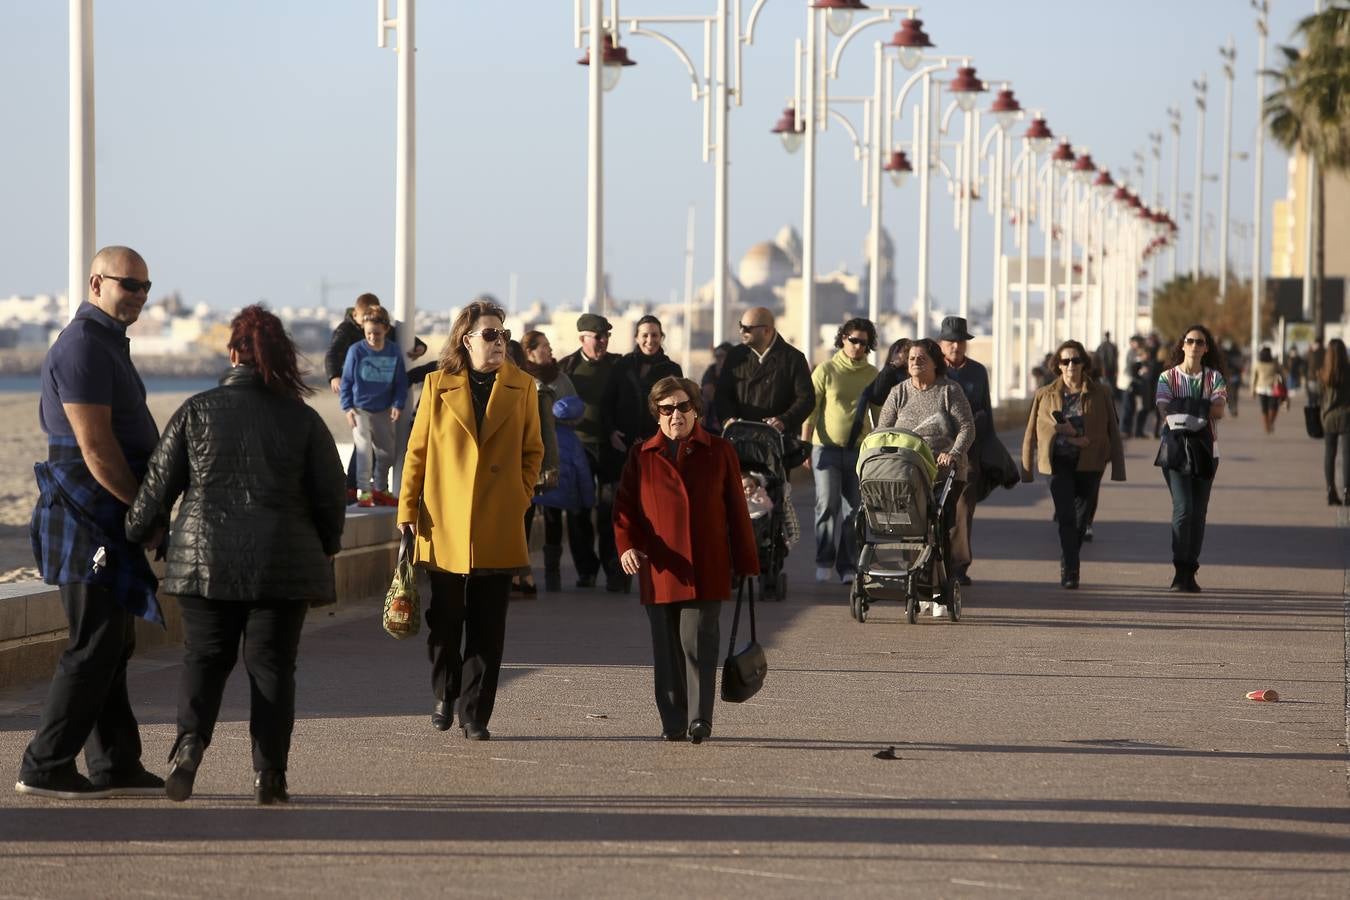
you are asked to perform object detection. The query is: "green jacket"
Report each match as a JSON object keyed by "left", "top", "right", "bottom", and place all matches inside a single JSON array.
[{"left": 809, "top": 350, "right": 878, "bottom": 448}]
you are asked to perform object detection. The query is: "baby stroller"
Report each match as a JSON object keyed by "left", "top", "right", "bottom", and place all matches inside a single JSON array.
[
  {"left": 723, "top": 420, "right": 790, "bottom": 602},
  {"left": 849, "top": 428, "right": 962, "bottom": 624}
]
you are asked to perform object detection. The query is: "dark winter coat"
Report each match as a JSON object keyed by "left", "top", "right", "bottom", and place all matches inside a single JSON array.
[
  {"left": 613, "top": 424, "right": 760, "bottom": 605},
  {"left": 1322, "top": 368, "right": 1350, "bottom": 434},
  {"left": 125, "top": 366, "right": 347, "bottom": 605},
  {"left": 714, "top": 336, "right": 815, "bottom": 435},
  {"left": 323, "top": 308, "right": 426, "bottom": 382},
  {"left": 602, "top": 349, "right": 684, "bottom": 451},
  {"left": 534, "top": 395, "right": 595, "bottom": 510}
]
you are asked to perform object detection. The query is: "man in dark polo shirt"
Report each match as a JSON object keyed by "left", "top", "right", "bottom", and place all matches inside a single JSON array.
[
  {"left": 16, "top": 246, "right": 165, "bottom": 800},
  {"left": 938, "top": 316, "right": 991, "bottom": 586},
  {"left": 558, "top": 313, "right": 623, "bottom": 590}
]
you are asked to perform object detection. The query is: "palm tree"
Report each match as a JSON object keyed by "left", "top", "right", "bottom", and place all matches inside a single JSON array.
[{"left": 1264, "top": 3, "right": 1350, "bottom": 337}]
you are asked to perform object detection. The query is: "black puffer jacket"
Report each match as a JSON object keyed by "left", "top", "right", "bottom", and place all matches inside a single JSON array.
[{"left": 126, "top": 366, "right": 347, "bottom": 605}]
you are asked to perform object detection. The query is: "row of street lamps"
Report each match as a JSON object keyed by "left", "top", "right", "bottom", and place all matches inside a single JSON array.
[{"left": 577, "top": 1, "right": 1181, "bottom": 402}]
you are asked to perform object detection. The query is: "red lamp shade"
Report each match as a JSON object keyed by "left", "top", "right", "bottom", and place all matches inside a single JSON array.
[
  {"left": 948, "top": 66, "right": 985, "bottom": 112},
  {"left": 888, "top": 17, "right": 934, "bottom": 69}
]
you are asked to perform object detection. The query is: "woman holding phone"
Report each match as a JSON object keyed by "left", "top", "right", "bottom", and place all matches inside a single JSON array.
[{"left": 1021, "top": 340, "right": 1126, "bottom": 589}]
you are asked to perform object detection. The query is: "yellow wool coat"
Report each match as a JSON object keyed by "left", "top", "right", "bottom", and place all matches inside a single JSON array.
[{"left": 398, "top": 363, "right": 544, "bottom": 574}]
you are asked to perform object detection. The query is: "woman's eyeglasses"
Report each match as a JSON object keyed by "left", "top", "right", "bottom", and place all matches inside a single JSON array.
[
  {"left": 1183, "top": 337, "right": 1207, "bottom": 346},
  {"left": 468, "top": 328, "right": 511, "bottom": 344},
  {"left": 656, "top": 400, "right": 694, "bottom": 417},
  {"left": 844, "top": 336, "right": 869, "bottom": 347},
  {"left": 1058, "top": 357, "right": 1085, "bottom": 366}
]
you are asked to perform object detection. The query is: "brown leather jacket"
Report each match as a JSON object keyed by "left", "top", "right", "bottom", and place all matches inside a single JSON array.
[{"left": 1021, "top": 378, "right": 1126, "bottom": 481}]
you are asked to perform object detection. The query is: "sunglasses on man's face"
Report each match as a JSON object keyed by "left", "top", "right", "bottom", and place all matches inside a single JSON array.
[
  {"left": 1184, "top": 337, "right": 1207, "bottom": 346},
  {"left": 468, "top": 327, "right": 511, "bottom": 344},
  {"left": 656, "top": 400, "right": 694, "bottom": 417},
  {"left": 739, "top": 323, "right": 768, "bottom": 333},
  {"left": 100, "top": 274, "right": 152, "bottom": 294},
  {"left": 1059, "top": 357, "right": 1085, "bottom": 366}
]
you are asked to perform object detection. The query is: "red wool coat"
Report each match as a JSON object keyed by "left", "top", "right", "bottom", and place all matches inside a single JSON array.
[{"left": 613, "top": 424, "right": 760, "bottom": 605}]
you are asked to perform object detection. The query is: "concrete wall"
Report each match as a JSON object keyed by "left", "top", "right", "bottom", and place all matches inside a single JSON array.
[{"left": 0, "top": 508, "right": 399, "bottom": 690}]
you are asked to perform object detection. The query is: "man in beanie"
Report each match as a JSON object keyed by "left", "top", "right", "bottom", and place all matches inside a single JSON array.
[
  {"left": 937, "top": 316, "right": 990, "bottom": 586},
  {"left": 558, "top": 313, "right": 623, "bottom": 590}
]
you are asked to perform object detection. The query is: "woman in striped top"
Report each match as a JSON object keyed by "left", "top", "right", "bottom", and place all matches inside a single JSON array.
[{"left": 1155, "top": 323, "right": 1228, "bottom": 593}]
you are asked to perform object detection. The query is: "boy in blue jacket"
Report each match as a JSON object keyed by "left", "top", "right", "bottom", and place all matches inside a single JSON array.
[{"left": 339, "top": 307, "right": 408, "bottom": 506}]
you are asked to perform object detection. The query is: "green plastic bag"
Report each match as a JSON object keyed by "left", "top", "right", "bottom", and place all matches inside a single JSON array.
[{"left": 382, "top": 531, "right": 420, "bottom": 639}]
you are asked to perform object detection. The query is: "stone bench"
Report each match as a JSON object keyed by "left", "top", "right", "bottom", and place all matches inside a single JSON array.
[{"left": 0, "top": 507, "right": 400, "bottom": 689}]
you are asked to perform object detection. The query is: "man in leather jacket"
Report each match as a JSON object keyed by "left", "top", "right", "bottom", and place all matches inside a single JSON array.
[{"left": 715, "top": 306, "right": 814, "bottom": 437}]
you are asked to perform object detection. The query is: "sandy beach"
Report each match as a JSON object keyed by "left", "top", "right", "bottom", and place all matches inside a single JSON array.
[{"left": 0, "top": 386, "right": 353, "bottom": 583}]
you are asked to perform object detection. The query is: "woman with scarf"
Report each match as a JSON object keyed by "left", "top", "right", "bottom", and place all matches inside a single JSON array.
[
  {"left": 1021, "top": 339, "right": 1126, "bottom": 590},
  {"left": 803, "top": 318, "right": 878, "bottom": 584}
]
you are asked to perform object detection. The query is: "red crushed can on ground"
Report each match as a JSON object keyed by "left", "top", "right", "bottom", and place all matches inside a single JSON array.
[{"left": 1245, "top": 689, "right": 1279, "bottom": 702}]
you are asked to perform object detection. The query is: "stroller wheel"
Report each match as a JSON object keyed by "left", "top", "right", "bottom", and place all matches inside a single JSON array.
[
  {"left": 942, "top": 576, "right": 963, "bottom": 622},
  {"left": 849, "top": 581, "right": 868, "bottom": 624},
  {"left": 906, "top": 593, "right": 918, "bottom": 625}
]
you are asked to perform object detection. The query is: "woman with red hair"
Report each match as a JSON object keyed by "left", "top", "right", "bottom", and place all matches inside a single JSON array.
[{"left": 127, "top": 304, "right": 346, "bottom": 805}]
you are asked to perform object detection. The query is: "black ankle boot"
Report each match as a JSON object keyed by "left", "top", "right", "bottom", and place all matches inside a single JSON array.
[
  {"left": 254, "top": 770, "right": 289, "bottom": 805},
  {"left": 1184, "top": 564, "right": 1202, "bottom": 593},
  {"left": 165, "top": 734, "right": 204, "bottom": 802},
  {"left": 1330, "top": 488, "right": 1344, "bottom": 506},
  {"left": 1169, "top": 563, "right": 1187, "bottom": 592},
  {"left": 1060, "top": 562, "right": 1078, "bottom": 589}
]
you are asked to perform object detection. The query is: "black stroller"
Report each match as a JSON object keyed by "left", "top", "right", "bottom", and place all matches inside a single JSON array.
[
  {"left": 849, "top": 428, "right": 962, "bottom": 624},
  {"left": 722, "top": 420, "right": 791, "bottom": 602}
]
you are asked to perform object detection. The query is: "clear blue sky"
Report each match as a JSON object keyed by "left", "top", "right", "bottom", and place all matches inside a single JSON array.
[{"left": 0, "top": 1, "right": 1315, "bottom": 318}]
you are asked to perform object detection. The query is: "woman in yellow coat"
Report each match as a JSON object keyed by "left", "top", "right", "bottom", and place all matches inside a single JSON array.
[{"left": 398, "top": 299, "right": 543, "bottom": 741}]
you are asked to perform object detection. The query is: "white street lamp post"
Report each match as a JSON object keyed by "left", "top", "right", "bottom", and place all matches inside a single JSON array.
[
  {"left": 377, "top": 0, "right": 417, "bottom": 356},
  {"left": 1251, "top": 0, "right": 1269, "bottom": 352},
  {"left": 1168, "top": 105, "right": 1182, "bottom": 281},
  {"left": 1190, "top": 74, "right": 1208, "bottom": 279},
  {"left": 583, "top": 0, "right": 606, "bottom": 314},
  {"left": 69, "top": 0, "right": 95, "bottom": 319},
  {"left": 576, "top": 0, "right": 766, "bottom": 345},
  {"left": 1218, "top": 37, "right": 1236, "bottom": 302},
  {"left": 989, "top": 128, "right": 1008, "bottom": 402}
]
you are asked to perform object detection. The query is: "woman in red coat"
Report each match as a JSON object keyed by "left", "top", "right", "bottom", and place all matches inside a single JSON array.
[{"left": 614, "top": 376, "right": 760, "bottom": 744}]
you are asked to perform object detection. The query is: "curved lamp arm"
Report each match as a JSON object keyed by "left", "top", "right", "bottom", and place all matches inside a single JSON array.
[{"left": 627, "top": 24, "right": 706, "bottom": 100}]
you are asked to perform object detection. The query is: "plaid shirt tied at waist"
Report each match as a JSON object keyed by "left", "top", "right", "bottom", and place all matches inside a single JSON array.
[{"left": 29, "top": 435, "right": 163, "bottom": 626}]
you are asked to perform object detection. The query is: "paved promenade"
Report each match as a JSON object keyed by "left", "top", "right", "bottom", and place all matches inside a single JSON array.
[{"left": 0, "top": 403, "right": 1346, "bottom": 898}]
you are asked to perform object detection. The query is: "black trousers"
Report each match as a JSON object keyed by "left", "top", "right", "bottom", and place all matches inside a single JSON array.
[
  {"left": 426, "top": 572, "right": 511, "bottom": 728},
  {"left": 565, "top": 480, "right": 619, "bottom": 578},
  {"left": 176, "top": 596, "right": 308, "bottom": 773},
  {"left": 523, "top": 504, "right": 564, "bottom": 554},
  {"left": 645, "top": 601, "right": 721, "bottom": 733},
  {"left": 1326, "top": 433, "right": 1350, "bottom": 494},
  {"left": 1049, "top": 459, "right": 1103, "bottom": 571},
  {"left": 20, "top": 583, "right": 143, "bottom": 782}
]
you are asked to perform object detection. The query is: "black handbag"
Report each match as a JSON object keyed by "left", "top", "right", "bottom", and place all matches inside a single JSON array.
[
  {"left": 720, "top": 577, "right": 767, "bottom": 703},
  {"left": 1305, "top": 404, "right": 1325, "bottom": 439}
]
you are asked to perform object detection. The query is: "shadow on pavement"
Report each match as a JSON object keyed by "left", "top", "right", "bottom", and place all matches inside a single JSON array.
[{"left": 0, "top": 796, "right": 1345, "bottom": 854}]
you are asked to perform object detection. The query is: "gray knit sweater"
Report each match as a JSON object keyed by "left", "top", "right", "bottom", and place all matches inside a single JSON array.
[{"left": 876, "top": 376, "right": 976, "bottom": 479}]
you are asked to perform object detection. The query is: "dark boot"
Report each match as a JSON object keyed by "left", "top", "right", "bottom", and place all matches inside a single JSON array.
[
  {"left": 543, "top": 546, "right": 562, "bottom": 592},
  {"left": 164, "top": 734, "right": 205, "bottom": 803},
  {"left": 1184, "top": 563, "right": 1202, "bottom": 593},
  {"left": 1329, "top": 488, "right": 1343, "bottom": 506},
  {"left": 255, "top": 770, "right": 289, "bottom": 805},
  {"left": 1169, "top": 562, "right": 1188, "bottom": 592},
  {"left": 1060, "top": 561, "right": 1078, "bottom": 590}
]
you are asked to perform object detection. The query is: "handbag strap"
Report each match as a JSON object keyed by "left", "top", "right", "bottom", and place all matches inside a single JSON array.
[
  {"left": 398, "top": 529, "right": 414, "bottom": 567},
  {"left": 726, "top": 576, "right": 757, "bottom": 654}
]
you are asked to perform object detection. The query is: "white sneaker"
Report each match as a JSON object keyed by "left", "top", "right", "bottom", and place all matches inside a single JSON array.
[
  {"left": 932, "top": 602, "right": 945, "bottom": 618},
  {"left": 815, "top": 567, "right": 833, "bottom": 583},
  {"left": 839, "top": 571, "right": 855, "bottom": 585},
  {"left": 918, "top": 600, "right": 932, "bottom": 615}
]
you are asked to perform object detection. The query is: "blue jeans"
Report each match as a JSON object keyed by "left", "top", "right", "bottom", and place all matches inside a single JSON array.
[
  {"left": 812, "top": 445, "right": 860, "bottom": 575},
  {"left": 1163, "top": 467, "right": 1214, "bottom": 569}
]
